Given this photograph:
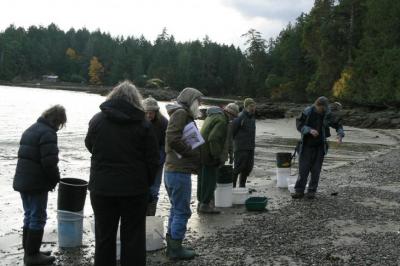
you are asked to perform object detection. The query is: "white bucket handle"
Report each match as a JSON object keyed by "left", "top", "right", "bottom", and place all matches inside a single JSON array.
[{"left": 57, "top": 210, "right": 84, "bottom": 218}]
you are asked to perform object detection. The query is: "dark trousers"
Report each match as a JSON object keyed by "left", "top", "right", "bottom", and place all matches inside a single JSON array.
[
  {"left": 295, "top": 145, "right": 325, "bottom": 193},
  {"left": 197, "top": 165, "right": 218, "bottom": 204},
  {"left": 90, "top": 193, "right": 147, "bottom": 266},
  {"left": 20, "top": 192, "right": 48, "bottom": 230},
  {"left": 233, "top": 150, "right": 255, "bottom": 187}
]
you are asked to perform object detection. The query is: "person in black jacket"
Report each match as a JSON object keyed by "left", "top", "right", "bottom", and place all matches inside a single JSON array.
[
  {"left": 292, "top": 96, "right": 345, "bottom": 199},
  {"left": 13, "top": 105, "right": 67, "bottom": 266},
  {"left": 232, "top": 98, "right": 256, "bottom": 187},
  {"left": 85, "top": 81, "right": 159, "bottom": 266},
  {"left": 142, "top": 96, "right": 168, "bottom": 216}
]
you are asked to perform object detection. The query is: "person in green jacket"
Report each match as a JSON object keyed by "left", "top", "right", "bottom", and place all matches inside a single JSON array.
[{"left": 197, "top": 104, "right": 239, "bottom": 214}]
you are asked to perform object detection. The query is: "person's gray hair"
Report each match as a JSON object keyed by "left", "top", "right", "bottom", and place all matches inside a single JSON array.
[
  {"left": 107, "top": 80, "right": 144, "bottom": 110},
  {"left": 41, "top": 105, "right": 67, "bottom": 130}
]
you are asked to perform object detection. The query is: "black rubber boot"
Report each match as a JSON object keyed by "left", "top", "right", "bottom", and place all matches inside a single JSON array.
[
  {"left": 23, "top": 228, "right": 51, "bottom": 256},
  {"left": 166, "top": 239, "right": 196, "bottom": 260},
  {"left": 291, "top": 192, "right": 305, "bottom": 199},
  {"left": 198, "top": 203, "right": 220, "bottom": 214},
  {"left": 24, "top": 229, "right": 55, "bottom": 266}
]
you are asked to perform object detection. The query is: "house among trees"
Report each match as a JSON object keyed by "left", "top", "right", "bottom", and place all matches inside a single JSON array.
[{"left": 42, "top": 75, "right": 58, "bottom": 82}]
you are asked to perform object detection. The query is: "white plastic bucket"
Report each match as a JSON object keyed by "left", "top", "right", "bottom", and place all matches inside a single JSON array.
[
  {"left": 57, "top": 210, "right": 84, "bottom": 248},
  {"left": 146, "top": 216, "right": 165, "bottom": 251},
  {"left": 232, "top": 188, "right": 249, "bottom": 205},
  {"left": 215, "top": 183, "right": 232, "bottom": 207},
  {"left": 286, "top": 176, "right": 297, "bottom": 192},
  {"left": 276, "top": 168, "right": 290, "bottom": 188}
]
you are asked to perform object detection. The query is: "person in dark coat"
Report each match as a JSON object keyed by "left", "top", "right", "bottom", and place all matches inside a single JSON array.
[
  {"left": 14, "top": 105, "right": 67, "bottom": 266},
  {"left": 85, "top": 81, "right": 159, "bottom": 266},
  {"left": 142, "top": 96, "right": 168, "bottom": 216},
  {"left": 232, "top": 98, "right": 256, "bottom": 188},
  {"left": 292, "top": 96, "right": 345, "bottom": 199}
]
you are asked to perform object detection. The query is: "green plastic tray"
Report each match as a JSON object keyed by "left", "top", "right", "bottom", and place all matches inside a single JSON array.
[{"left": 245, "top": 197, "right": 268, "bottom": 211}]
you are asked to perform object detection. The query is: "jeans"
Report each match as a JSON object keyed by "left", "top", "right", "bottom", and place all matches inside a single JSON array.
[
  {"left": 149, "top": 165, "right": 163, "bottom": 201},
  {"left": 295, "top": 145, "right": 325, "bottom": 193},
  {"left": 20, "top": 192, "right": 48, "bottom": 230},
  {"left": 90, "top": 193, "right": 147, "bottom": 266},
  {"left": 197, "top": 166, "right": 217, "bottom": 204},
  {"left": 164, "top": 171, "right": 192, "bottom": 240}
]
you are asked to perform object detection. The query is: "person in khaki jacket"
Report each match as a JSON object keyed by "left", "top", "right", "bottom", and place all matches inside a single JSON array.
[{"left": 164, "top": 87, "right": 203, "bottom": 260}]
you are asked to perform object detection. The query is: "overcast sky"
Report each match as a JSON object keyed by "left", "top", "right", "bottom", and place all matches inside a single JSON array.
[{"left": 0, "top": 0, "right": 314, "bottom": 47}]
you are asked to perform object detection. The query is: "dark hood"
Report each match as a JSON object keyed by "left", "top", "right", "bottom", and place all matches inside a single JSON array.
[
  {"left": 100, "top": 99, "right": 144, "bottom": 123},
  {"left": 37, "top": 117, "right": 58, "bottom": 131}
]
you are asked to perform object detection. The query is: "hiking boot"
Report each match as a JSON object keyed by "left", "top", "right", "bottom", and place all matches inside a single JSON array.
[
  {"left": 166, "top": 239, "right": 196, "bottom": 260},
  {"left": 198, "top": 203, "right": 220, "bottom": 214},
  {"left": 24, "top": 229, "right": 55, "bottom": 265},
  {"left": 23, "top": 227, "right": 51, "bottom": 256},
  {"left": 291, "top": 192, "right": 304, "bottom": 199},
  {"left": 305, "top": 192, "right": 316, "bottom": 199}
]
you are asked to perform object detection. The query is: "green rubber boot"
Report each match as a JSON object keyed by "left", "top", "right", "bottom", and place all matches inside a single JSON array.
[{"left": 166, "top": 239, "right": 196, "bottom": 260}]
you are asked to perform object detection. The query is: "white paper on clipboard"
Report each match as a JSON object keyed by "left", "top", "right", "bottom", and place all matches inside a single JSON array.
[{"left": 174, "top": 122, "right": 204, "bottom": 159}]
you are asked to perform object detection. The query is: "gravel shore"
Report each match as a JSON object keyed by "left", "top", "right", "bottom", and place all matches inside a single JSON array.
[{"left": 148, "top": 148, "right": 400, "bottom": 266}]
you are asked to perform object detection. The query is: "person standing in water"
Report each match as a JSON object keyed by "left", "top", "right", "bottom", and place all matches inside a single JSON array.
[
  {"left": 14, "top": 105, "right": 67, "bottom": 266},
  {"left": 142, "top": 96, "right": 168, "bottom": 216},
  {"left": 232, "top": 98, "right": 256, "bottom": 188},
  {"left": 292, "top": 96, "right": 345, "bottom": 199}
]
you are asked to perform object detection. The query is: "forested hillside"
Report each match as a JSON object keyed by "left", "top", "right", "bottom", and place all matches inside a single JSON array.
[{"left": 0, "top": 0, "right": 399, "bottom": 105}]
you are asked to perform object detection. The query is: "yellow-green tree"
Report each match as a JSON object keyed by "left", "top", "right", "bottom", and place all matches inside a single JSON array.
[
  {"left": 88, "top": 56, "right": 104, "bottom": 85},
  {"left": 66, "top": 48, "right": 78, "bottom": 60}
]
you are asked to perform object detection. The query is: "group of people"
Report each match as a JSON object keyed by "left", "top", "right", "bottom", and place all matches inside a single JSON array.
[{"left": 13, "top": 80, "right": 344, "bottom": 266}]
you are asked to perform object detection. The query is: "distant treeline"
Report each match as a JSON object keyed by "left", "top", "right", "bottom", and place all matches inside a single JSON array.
[{"left": 0, "top": 0, "right": 399, "bottom": 105}]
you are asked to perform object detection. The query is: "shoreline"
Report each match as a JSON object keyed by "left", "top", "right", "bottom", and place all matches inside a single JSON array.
[{"left": 1, "top": 81, "right": 400, "bottom": 129}]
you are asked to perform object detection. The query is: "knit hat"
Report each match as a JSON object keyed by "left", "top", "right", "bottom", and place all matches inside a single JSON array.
[
  {"left": 224, "top": 103, "right": 240, "bottom": 117},
  {"left": 315, "top": 96, "right": 329, "bottom": 108},
  {"left": 142, "top": 96, "right": 159, "bottom": 112},
  {"left": 243, "top": 98, "right": 256, "bottom": 108}
]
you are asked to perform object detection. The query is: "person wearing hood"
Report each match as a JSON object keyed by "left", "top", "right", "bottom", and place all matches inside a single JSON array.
[
  {"left": 197, "top": 103, "right": 239, "bottom": 214},
  {"left": 14, "top": 105, "right": 66, "bottom": 266},
  {"left": 85, "top": 81, "right": 159, "bottom": 266},
  {"left": 164, "top": 87, "right": 203, "bottom": 260},
  {"left": 232, "top": 98, "right": 257, "bottom": 188},
  {"left": 292, "top": 96, "right": 344, "bottom": 199},
  {"left": 142, "top": 96, "right": 169, "bottom": 216}
]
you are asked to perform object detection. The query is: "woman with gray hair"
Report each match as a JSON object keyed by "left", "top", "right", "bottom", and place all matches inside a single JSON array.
[
  {"left": 14, "top": 105, "right": 66, "bottom": 265},
  {"left": 85, "top": 81, "right": 159, "bottom": 266}
]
